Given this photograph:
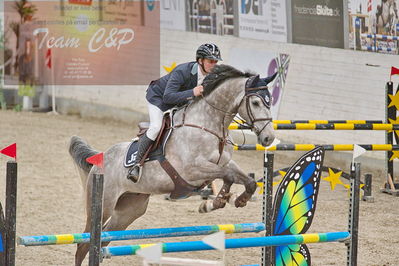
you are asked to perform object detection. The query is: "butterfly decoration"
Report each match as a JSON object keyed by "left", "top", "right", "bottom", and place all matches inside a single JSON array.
[
  {"left": 272, "top": 146, "right": 325, "bottom": 266},
  {"left": 268, "top": 54, "right": 290, "bottom": 107}
]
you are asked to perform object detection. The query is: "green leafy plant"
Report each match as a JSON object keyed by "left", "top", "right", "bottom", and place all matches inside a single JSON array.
[
  {"left": 18, "top": 84, "right": 35, "bottom": 97},
  {"left": 13, "top": 104, "right": 22, "bottom": 112}
]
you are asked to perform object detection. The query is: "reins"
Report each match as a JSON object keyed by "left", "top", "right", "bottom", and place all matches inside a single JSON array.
[{"left": 172, "top": 83, "right": 273, "bottom": 164}]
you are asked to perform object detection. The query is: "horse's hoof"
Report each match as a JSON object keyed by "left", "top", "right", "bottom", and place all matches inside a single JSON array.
[
  {"left": 212, "top": 198, "right": 226, "bottom": 209},
  {"left": 235, "top": 200, "right": 247, "bottom": 208},
  {"left": 234, "top": 194, "right": 249, "bottom": 208},
  {"left": 198, "top": 200, "right": 213, "bottom": 213},
  {"left": 164, "top": 194, "right": 176, "bottom": 201}
]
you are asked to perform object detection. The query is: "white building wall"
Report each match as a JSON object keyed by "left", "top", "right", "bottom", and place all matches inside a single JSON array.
[{"left": 56, "top": 29, "right": 399, "bottom": 159}]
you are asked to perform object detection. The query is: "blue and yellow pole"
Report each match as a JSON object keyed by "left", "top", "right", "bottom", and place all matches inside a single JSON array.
[
  {"left": 102, "top": 231, "right": 350, "bottom": 257},
  {"left": 18, "top": 223, "right": 265, "bottom": 246}
]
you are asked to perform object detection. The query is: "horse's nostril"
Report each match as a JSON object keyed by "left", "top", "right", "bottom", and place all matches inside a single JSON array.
[{"left": 264, "top": 137, "right": 269, "bottom": 144}]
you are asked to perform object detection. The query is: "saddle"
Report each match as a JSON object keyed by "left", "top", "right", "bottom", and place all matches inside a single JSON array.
[
  {"left": 124, "top": 113, "right": 172, "bottom": 167},
  {"left": 124, "top": 110, "right": 205, "bottom": 199}
]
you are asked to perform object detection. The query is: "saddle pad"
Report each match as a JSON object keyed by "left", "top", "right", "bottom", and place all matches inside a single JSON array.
[
  {"left": 123, "top": 127, "right": 172, "bottom": 168},
  {"left": 124, "top": 138, "right": 139, "bottom": 167}
]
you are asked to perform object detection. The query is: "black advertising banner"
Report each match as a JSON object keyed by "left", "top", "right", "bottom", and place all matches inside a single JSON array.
[{"left": 291, "top": 0, "right": 345, "bottom": 48}]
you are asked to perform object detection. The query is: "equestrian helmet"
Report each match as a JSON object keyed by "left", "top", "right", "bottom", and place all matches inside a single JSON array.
[{"left": 196, "top": 43, "right": 222, "bottom": 62}]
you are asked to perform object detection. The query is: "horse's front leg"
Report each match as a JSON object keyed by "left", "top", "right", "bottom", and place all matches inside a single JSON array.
[
  {"left": 193, "top": 159, "right": 254, "bottom": 212},
  {"left": 223, "top": 160, "right": 257, "bottom": 208},
  {"left": 198, "top": 179, "right": 234, "bottom": 213},
  {"left": 190, "top": 159, "right": 235, "bottom": 213}
]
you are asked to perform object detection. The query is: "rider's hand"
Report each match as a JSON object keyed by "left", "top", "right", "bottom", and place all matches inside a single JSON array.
[{"left": 193, "top": 85, "right": 204, "bottom": 97}]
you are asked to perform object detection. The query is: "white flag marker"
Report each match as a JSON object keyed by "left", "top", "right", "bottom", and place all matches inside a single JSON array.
[
  {"left": 136, "top": 243, "right": 162, "bottom": 264},
  {"left": 202, "top": 231, "right": 225, "bottom": 251},
  {"left": 353, "top": 144, "right": 366, "bottom": 162}
]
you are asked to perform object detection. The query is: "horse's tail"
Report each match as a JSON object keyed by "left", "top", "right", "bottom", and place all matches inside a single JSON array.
[{"left": 69, "top": 136, "right": 100, "bottom": 186}]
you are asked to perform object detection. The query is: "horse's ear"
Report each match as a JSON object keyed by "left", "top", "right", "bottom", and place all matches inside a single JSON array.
[{"left": 245, "top": 75, "right": 260, "bottom": 89}]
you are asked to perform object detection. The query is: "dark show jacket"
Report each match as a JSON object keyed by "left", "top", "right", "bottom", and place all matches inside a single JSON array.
[{"left": 146, "top": 61, "right": 198, "bottom": 112}]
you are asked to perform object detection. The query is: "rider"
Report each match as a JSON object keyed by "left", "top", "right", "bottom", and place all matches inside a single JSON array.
[
  {"left": 127, "top": 43, "right": 223, "bottom": 182},
  {"left": 127, "top": 44, "right": 279, "bottom": 182}
]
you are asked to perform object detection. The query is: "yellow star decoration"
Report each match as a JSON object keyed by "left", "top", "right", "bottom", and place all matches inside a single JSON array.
[
  {"left": 388, "top": 92, "right": 399, "bottom": 110},
  {"left": 256, "top": 171, "right": 286, "bottom": 194},
  {"left": 390, "top": 151, "right": 399, "bottom": 161},
  {"left": 343, "top": 183, "right": 364, "bottom": 189},
  {"left": 256, "top": 182, "right": 263, "bottom": 195},
  {"left": 323, "top": 168, "right": 344, "bottom": 190},
  {"left": 388, "top": 117, "right": 399, "bottom": 134},
  {"left": 343, "top": 183, "right": 365, "bottom": 197},
  {"left": 163, "top": 62, "right": 177, "bottom": 73},
  {"left": 273, "top": 171, "right": 286, "bottom": 186}
]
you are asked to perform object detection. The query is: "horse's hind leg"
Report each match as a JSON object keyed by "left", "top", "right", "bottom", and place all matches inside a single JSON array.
[
  {"left": 100, "top": 193, "right": 150, "bottom": 247},
  {"left": 75, "top": 217, "right": 92, "bottom": 266},
  {"left": 75, "top": 176, "right": 118, "bottom": 266},
  {"left": 74, "top": 193, "right": 149, "bottom": 265}
]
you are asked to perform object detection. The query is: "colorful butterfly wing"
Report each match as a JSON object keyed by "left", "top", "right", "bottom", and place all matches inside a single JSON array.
[
  {"left": 272, "top": 147, "right": 324, "bottom": 265},
  {"left": 275, "top": 244, "right": 311, "bottom": 266}
]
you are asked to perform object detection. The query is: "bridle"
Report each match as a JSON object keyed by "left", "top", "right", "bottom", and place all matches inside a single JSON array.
[
  {"left": 203, "top": 83, "right": 273, "bottom": 136},
  {"left": 243, "top": 86, "right": 273, "bottom": 136},
  {"left": 202, "top": 85, "right": 273, "bottom": 136},
  {"left": 173, "top": 78, "right": 273, "bottom": 164}
]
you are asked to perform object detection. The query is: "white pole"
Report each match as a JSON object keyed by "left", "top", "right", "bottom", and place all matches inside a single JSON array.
[{"left": 51, "top": 50, "right": 58, "bottom": 115}]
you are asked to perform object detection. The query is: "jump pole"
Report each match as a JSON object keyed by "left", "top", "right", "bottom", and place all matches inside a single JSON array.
[
  {"left": 383, "top": 81, "right": 399, "bottom": 195},
  {"left": 5, "top": 161, "right": 17, "bottom": 266},
  {"left": 261, "top": 152, "right": 273, "bottom": 265},
  {"left": 0, "top": 200, "right": 6, "bottom": 265},
  {"left": 347, "top": 163, "right": 360, "bottom": 266},
  {"left": 89, "top": 173, "right": 104, "bottom": 266},
  {"left": 234, "top": 144, "right": 399, "bottom": 151},
  {"left": 18, "top": 223, "right": 266, "bottom": 246},
  {"left": 233, "top": 119, "right": 383, "bottom": 124},
  {"left": 101, "top": 232, "right": 350, "bottom": 258},
  {"left": 229, "top": 123, "right": 397, "bottom": 130}
]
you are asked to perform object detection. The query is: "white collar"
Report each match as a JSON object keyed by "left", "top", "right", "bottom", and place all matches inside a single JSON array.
[{"left": 197, "top": 64, "right": 206, "bottom": 85}]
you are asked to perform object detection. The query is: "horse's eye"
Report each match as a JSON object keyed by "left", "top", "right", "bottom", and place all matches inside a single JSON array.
[{"left": 252, "top": 100, "right": 260, "bottom": 107}]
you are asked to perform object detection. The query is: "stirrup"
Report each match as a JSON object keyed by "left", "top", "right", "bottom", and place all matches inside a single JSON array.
[{"left": 127, "top": 164, "right": 143, "bottom": 183}]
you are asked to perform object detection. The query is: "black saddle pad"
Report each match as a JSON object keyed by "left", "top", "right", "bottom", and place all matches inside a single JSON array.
[
  {"left": 124, "top": 127, "right": 173, "bottom": 168},
  {"left": 124, "top": 139, "right": 140, "bottom": 167},
  {"left": 124, "top": 109, "right": 177, "bottom": 168}
]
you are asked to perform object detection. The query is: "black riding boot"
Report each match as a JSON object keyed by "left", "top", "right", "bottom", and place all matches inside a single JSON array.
[{"left": 127, "top": 134, "right": 154, "bottom": 182}]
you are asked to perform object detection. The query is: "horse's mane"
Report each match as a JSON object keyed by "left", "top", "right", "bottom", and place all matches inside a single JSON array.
[{"left": 202, "top": 64, "right": 255, "bottom": 97}]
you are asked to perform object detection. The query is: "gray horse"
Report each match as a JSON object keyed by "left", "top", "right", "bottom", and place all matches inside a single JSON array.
[{"left": 69, "top": 64, "right": 275, "bottom": 265}]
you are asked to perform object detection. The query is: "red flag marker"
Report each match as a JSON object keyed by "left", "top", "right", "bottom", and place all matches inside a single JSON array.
[
  {"left": 0, "top": 143, "right": 17, "bottom": 160},
  {"left": 391, "top": 67, "right": 399, "bottom": 77},
  {"left": 86, "top": 153, "right": 104, "bottom": 168},
  {"left": 46, "top": 48, "right": 52, "bottom": 69}
]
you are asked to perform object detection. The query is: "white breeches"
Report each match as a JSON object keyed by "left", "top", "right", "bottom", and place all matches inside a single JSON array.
[{"left": 146, "top": 102, "right": 164, "bottom": 141}]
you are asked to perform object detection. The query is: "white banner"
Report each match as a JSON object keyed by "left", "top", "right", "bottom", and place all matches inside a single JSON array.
[
  {"left": 238, "top": 0, "right": 287, "bottom": 42},
  {"left": 229, "top": 48, "right": 290, "bottom": 119},
  {"left": 160, "top": 0, "right": 185, "bottom": 30}
]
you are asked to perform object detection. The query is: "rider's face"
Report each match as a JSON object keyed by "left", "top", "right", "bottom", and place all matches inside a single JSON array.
[{"left": 200, "top": 58, "right": 218, "bottom": 73}]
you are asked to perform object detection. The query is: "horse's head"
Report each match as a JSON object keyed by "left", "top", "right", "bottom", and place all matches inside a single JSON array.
[
  {"left": 200, "top": 65, "right": 276, "bottom": 146},
  {"left": 237, "top": 75, "right": 275, "bottom": 147}
]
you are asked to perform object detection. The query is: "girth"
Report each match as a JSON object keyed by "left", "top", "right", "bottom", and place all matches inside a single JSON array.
[{"left": 134, "top": 110, "right": 206, "bottom": 199}]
